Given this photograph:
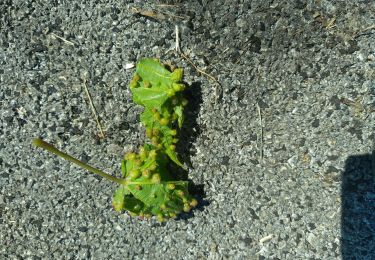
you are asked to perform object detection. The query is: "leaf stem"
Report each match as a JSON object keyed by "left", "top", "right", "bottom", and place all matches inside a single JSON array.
[{"left": 32, "top": 138, "right": 126, "bottom": 185}]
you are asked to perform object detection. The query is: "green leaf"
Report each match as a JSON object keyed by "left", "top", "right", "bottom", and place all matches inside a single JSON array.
[
  {"left": 120, "top": 58, "right": 196, "bottom": 219},
  {"left": 132, "top": 87, "right": 169, "bottom": 111},
  {"left": 165, "top": 147, "right": 183, "bottom": 167},
  {"left": 122, "top": 195, "right": 145, "bottom": 215},
  {"left": 112, "top": 186, "right": 130, "bottom": 212},
  {"left": 174, "top": 105, "right": 184, "bottom": 128},
  {"left": 139, "top": 109, "right": 154, "bottom": 129},
  {"left": 125, "top": 157, "right": 137, "bottom": 178},
  {"left": 136, "top": 58, "right": 173, "bottom": 87},
  {"left": 121, "top": 160, "right": 127, "bottom": 177},
  {"left": 127, "top": 181, "right": 190, "bottom": 215}
]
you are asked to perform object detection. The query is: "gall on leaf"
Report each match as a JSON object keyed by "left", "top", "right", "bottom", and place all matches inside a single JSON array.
[
  {"left": 112, "top": 186, "right": 130, "bottom": 212},
  {"left": 171, "top": 68, "right": 183, "bottom": 82}
]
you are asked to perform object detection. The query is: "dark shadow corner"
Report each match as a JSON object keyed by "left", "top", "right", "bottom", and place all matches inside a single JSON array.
[{"left": 341, "top": 150, "right": 375, "bottom": 259}]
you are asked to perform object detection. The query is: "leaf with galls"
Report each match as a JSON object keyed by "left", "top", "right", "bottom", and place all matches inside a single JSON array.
[{"left": 32, "top": 58, "right": 197, "bottom": 221}]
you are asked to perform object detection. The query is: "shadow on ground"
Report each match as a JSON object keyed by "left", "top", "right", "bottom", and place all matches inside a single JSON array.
[
  {"left": 169, "top": 81, "right": 208, "bottom": 220},
  {"left": 177, "top": 81, "right": 203, "bottom": 167},
  {"left": 341, "top": 150, "right": 375, "bottom": 259}
]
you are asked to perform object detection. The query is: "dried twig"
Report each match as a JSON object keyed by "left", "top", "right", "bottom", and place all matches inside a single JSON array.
[
  {"left": 131, "top": 7, "right": 167, "bottom": 20},
  {"left": 82, "top": 78, "right": 105, "bottom": 138},
  {"left": 257, "top": 103, "right": 264, "bottom": 161},
  {"left": 325, "top": 16, "right": 336, "bottom": 29},
  {"left": 156, "top": 4, "right": 176, "bottom": 7},
  {"left": 174, "top": 25, "right": 222, "bottom": 102},
  {"left": 50, "top": 33, "right": 76, "bottom": 46},
  {"left": 353, "top": 24, "right": 375, "bottom": 38},
  {"left": 259, "top": 234, "right": 274, "bottom": 244},
  {"left": 175, "top": 24, "right": 180, "bottom": 52}
]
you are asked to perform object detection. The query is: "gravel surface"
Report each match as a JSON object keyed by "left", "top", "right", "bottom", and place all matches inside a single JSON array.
[{"left": 1, "top": 0, "right": 374, "bottom": 259}]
